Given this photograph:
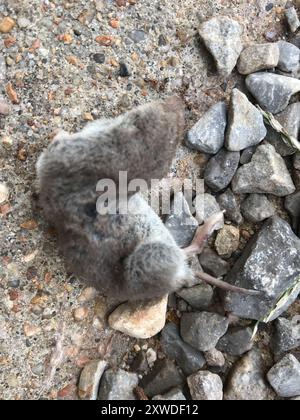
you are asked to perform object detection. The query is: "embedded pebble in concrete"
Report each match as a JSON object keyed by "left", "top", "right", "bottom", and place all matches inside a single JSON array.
[
  {"left": 237, "top": 43, "right": 279, "bottom": 75},
  {"left": 0, "top": 183, "right": 9, "bottom": 204}
]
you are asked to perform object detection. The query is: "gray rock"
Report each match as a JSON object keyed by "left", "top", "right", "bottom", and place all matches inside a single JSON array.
[
  {"left": 187, "top": 370, "right": 223, "bottom": 400},
  {"left": 98, "top": 368, "right": 138, "bottom": 400},
  {"left": 217, "top": 189, "right": 243, "bottom": 225},
  {"left": 199, "top": 247, "right": 229, "bottom": 278},
  {"left": 240, "top": 146, "right": 256, "bottom": 165},
  {"left": 271, "top": 317, "right": 300, "bottom": 354},
  {"left": 193, "top": 193, "right": 224, "bottom": 228},
  {"left": 215, "top": 225, "right": 240, "bottom": 257},
  {"left": 177, "top": 283, "right": 214, "bottom": 310},
  {"left": 180, "top": 312, "right": 229, "bottom": 352},
  {"left": 285, "top": 191, "right": 300, "bottom": 235},
  {"left": 152, "top": 388, "right": 186, "bottom": 400},
  {"left": 267, "top": 354, "right": 300, "bottom": 398},
  {"left": 225, "top": 349, "right": 275, "bottom": 400},
  {"left": 246, "top": 73, "right": 300, "bottom": 114},
  {"left": 266, "top": 102, "right": 300, "bottom": 156},
  {"left": 226, "top": 89, "right": 267, "bottom": 152},
  {"left": 223, "top": 216, "right": 300, "bottom": 321},
  {"left": 165, "top": 192, "right": 198, "bottom": 248},
  {"left": 237, "top": 43, "right": 279, "bottom": 75},
  {"left": 277, "top": 41, "right": 300, "bottom": 73},
  {"left": 204, "top": 149, "right": 240, "bottom": 192},
  {"left": 204, "top": 348, "right": 225, "bottom": 367},
  {"left": 232, "top": 144, "right": 295, "bottom": 197},
  {"left": 129, "top": 29, "right": 147, "bottom": 43},
  {"left": 285, "top": 6, "right": 300, "bottom": 33},
  {"left": 186, "top": 102, "right": 227, "bottom": 154},
  {"left": 217, "top": 327, "right": 253, "bottom": 356},
  {"left": 199, "top": 16, "right": 243, "bottom": 77},
  {"left": 130, "top": 351, "right": 149, "bottom": 374},
  {"left": 294, "top": 153, "right": 300, "bottom": 171},
  {"left": 0, "top": 55, "right": 6, "bottom": 82},
  {"left": 241, "top": 194, "right": 275, "bottom": 223},
  {"left": 140, "top": 359, "right": 184, "bottom": 398},
  {"left": 78, "top": 360, "right": 107, "bottom": 400},
  {"left": 160, "top": 323, "right": 206, "bottom": 376}
]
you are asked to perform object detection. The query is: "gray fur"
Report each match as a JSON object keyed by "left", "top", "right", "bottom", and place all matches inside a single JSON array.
[{"left": 37, "top": 97, "right": 191, "bottom": 300}]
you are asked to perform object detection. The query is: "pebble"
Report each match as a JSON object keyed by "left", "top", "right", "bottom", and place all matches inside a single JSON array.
[
  {"left": 237, "top": 43, "right": 279, "bottom": 75},
  {"left": 73, "top": 307, "right": 88, "bottom": 322},
  {"left": 204, "top": 348, "right": 225, "bottom": 367},
  {"left": 0, "top": 17, "right": 16, "bottom": 33},
  {"left": 241, "top": 194, "right": 275, "bottom": 223},
  {"left": 152, "top": 388, "right": 186, "bottom": 400},
  {"left": 23, "top": 323, "right": 41, "bottom": 337},
  {"left": 217, "top": 189, "right": 243, "bottom": 225},
  {"left": 140, "top": 359, "right": 184, "bottom": 398},
  {"left": 277, "top": 41, "right": 300, "bottom": 73},
  {"left": 93, "top": 53, "right": 105, "bottom": 64},
  {"left": 146, "top": 349, "right": 157, "bottom": 367},
  {"left": 240, "top": 146, "right": 256, "bottom": 165},
  {"left": 187, "top": 370, "right": 223, "bottom": 400},
  {"left": 267, "top": 354, "right": 300, "bottom": 398},
  {"left": 225, "top": 349, "right": 274, "bottom": 400},
  {"left": 129, "top": 29, "right": 147, "bottom": 43},
  {"left": 98, "top": 368, "right": 138, "bottom": 400},
  {"left": 160, "top": 323, "right": 206, "bottom": 375},
  {"left": 0, "top": 100, "right": 10, "bottom": 116},
  {"left": 119, "top": 62, "right": 131, "bottom": 77},
  {"left": 215, "top": 225, "right": 240, "bottom": 257},
  {"left": 180, "top": 312, "right": 229, "bottom": 352},
  {"left": 226, "top": 89, "right": 267, "bottom": 152},
  {"left": 17, "top": 17, "right": 30, "bottom": 28},
  {"left": 177, "top": 283, "right": 214, "bottom": 310},
  {"left": 194, "top": 193, "right": 224, "bottom": 228},
  {"left": 0, "top": 55, "right": 6, "bottom": 82},
  {"left": 78, "top": 287, "right": 98, "bottom": 303},
  {"left": 108, "top": 295, "right": 168, "bottom": 339},
  {"left": 223, "top": 216, "right": 300, "bottom": 320},
  {"left": 285, "top": 191, "right": 300, "bottom": 235},
  {"left": 271, "top": 317, "right": 300, "bottom": 354},
  {"left": 78, "top": 360, "right": 107, "bottom": 400},
  {"left": 199, "top": 247, "right": 229, "bottom": 278},
  {"left": 246, "top": 73, "right": 300, "bottom": 114},
  {"left": 0, "top": 183, "right": 9, "bottom": 204},
  {"left": 199, "top": 16, "right": 243, "bottom": 77},
  {"left": 165, "top": 192, "right": 198, "bottom": 248},
  {"left": 285, "top": 6, "right": 300, "bottom": 33},
  {"left": 232, "top": 144, "right": 295, "bottom": 196},
  {"left": 185, "top": 102, "right": 227, "bottom": 154},
  {"left": 204, "top": 149, "right": 240, "bottom": 192},
  {"left": 217, "top": 327, "right": 253, "bottom": 356}
]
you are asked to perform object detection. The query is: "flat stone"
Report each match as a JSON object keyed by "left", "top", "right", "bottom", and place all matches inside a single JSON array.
[
  {"left": 271, "top": 317, "right": 300, "bottom": 354},
  {"left": 187, "top": 370, "right": 223, "bottom": 400},
  {"left": 285, "top": 6, "right": 300, "bottom": 33},
  {"left": 215, "top": 225, "right": 240, "bottom": 257},
  {"left": 177, "top": 283, "right": 214, "bottom": 310},
  {"left": 204, "top": 149, "right": 240, "bottom": 191},
  {"left": 165, "top": 192, "right": 198, "bottom": 248},
  {"left": 160, "top": 323, "right": 206, "bottom": 375},
  {"left": 199, "top": 247, "right": 229, "bottom": 278},
  {"left": 217, "top": 327, "right": 253, "bottom": 356},
  {"left": 180, "top": 312, "right": 229, "bottom": 352},
  {"left": 186, "top": 102, "right": 227, "bottom": 154},
  {"left": 226, "top": 89, "right": 267, "bottom": 152},
  {"left": 199, "top": 16, "right": 243, "bottom": 77},
  {"left": 267, "top": 354, "right": 300, "bottom": 398},
  {"left": 246, "top": 73, "right": 300, "bottom": 114},
  {"left": 108, "top": 295, "right": 168, "bottom": 339},
  {"left": 266, "top": 102, "right": 300, "bottom": 156},
  {"left": 232, "top": 144, "right": 295, "bottom": 196},
  {"left": 241, "top": 194, "right": 275, "bottom": 223},
  {"left": 78, "top": 360, "right": 107, "bottom": 400},
  {"left": 217, "top": 189, "right": 243, "bottom": 225},
  {"left": 140, "top": 359, "right": 184, "bottom": 398},
  {"left": 223, "top": 216, "right": 300, "bottom": 320},
  {"left": 98, "top": 368, "right": 138, "bottom": 400},
  {"left": 277, "top": 41, "right": 300, "bottom": 73},
  {"left": 225, "top": 349, "right": 275, "bottom": 400},
  {"left": 204, "top": 348, "right": 225, "bottom": 367},
  {"left": 237, "top": 43, "right": 279, "bottom": 75},
  {"left": 152, "top": 388, "right": 186, "bottom": 400},
  {"left": 285, "top": 191, "right": 300, "bottom": 235},
  {"left": 194, "top": 193, "right": 224, "bottom": 228}
]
